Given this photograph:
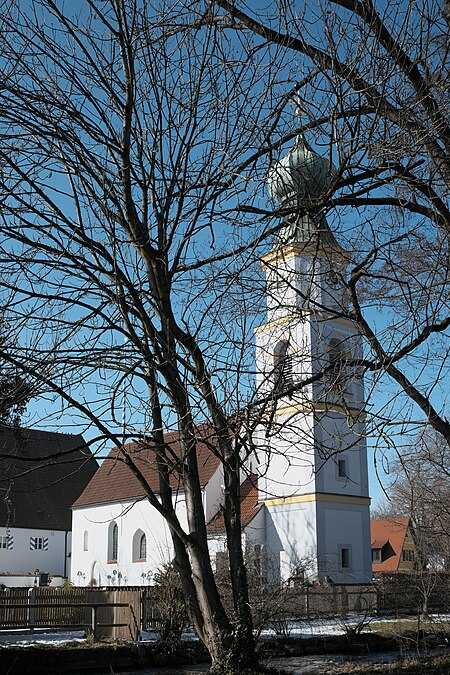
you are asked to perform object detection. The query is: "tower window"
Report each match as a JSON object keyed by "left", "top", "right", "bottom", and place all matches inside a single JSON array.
[
  {"left": 340, "top": 547, "right": 350, "bottom": 569},
  {"left": 328, "top": 338, "right": 348, "bottom": 392},
  {"left": 274, "top": 340, "right": 293, "bottom": 394},
  {"left": 325, "top": 264, "right": 340, "bottom": 289},
  {"left": 337, "top": 458, "right": 347, "bottom": 478}
]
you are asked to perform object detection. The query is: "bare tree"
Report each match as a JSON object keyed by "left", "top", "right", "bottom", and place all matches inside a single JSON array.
[
  {"left": 213, "top": 0, "right": 450, "bottom": 453},
  {"left": 0, "top": 0, "right": 449, "bottom": 671},
  {"left": 375, "top": 431, "right": 450, "bottom": 570},
  {"left": 0, "top": 1, "right": 280, "bottom": 670}
]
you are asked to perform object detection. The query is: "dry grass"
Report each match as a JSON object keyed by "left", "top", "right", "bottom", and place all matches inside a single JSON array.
[
  {"left": 363, "top": 615, "right": 450, "bottom": 637},
  {"left": 320, "top": 653, "right": 450, "bottom": 674}
]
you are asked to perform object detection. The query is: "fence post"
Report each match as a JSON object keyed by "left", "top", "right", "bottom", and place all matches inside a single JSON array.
[
  {"left": 91, "top": 605, "right": 97, "bottom": 640},
  {"left": 339, "top": 586, "right": 348, "bottom": 619},
  {"left": 28, "top": 587, "right": 36, "bottom": 633}
]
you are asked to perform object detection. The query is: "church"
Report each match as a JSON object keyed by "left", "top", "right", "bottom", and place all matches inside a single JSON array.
[{"left": 70, "top": 131, "right": 372, "bottom": 587}]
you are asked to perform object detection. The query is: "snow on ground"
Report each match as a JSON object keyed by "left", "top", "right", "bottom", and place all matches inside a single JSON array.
[
  {"left": 1, "top": 615, "right": 449, "bottom": 647},
  {"left": 0, "top": 629, "right": 86, "bottom": 647},
  {"left": 258, "top": 614, "right": 450, "bottom": 639}
]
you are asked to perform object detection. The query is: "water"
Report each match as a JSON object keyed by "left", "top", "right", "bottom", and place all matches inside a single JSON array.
[{"left": 76, "top": 646, "right": 449, "bottom": 675}]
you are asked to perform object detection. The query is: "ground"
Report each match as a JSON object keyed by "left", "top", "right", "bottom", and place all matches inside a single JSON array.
[{"left": 0, "top": 615, "right": 448, "bottom": 674}]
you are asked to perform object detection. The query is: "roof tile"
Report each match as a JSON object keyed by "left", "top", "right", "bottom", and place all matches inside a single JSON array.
[
  {"left": 73, "top": 426, "right": 221, "bottom": 508},
  {"left": 371, "top": 517, "right": 411, "bottom": 572}
]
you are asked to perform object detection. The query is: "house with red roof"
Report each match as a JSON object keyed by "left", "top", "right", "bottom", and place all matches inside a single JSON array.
[{"left": 371, "top": 518, "right": 418, "bottom": 573}]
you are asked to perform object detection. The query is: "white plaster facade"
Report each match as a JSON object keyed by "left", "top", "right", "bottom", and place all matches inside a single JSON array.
[
  {"left": 71, "top": 482, "right": 224, "bottom": 587},
  {"left": 0, "top": 526, "right": 71, "bottom": 583}
]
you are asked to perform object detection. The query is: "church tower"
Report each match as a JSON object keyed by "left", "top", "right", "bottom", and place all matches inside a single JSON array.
[{"left": 254, "top": 131, "right": 372, "bottom": 583}]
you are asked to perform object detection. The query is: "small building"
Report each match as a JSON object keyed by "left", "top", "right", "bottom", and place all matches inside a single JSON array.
[
  {"left": 371, "top": 517, "right": 417, "bottom": 573},
  {"left": 0, "top": 425, "right": 98, "bottom": 586}
]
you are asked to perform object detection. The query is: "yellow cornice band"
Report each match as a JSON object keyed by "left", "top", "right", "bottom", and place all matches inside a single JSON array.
[
  {"left": 261, "top": 242, "right": 347, "bottom": 268},
  {"left": 264, "top": 492, "right": 371, "bottom": 507},
  {"left": 274, "top": 401, "right": 365, "bottom": 419},
  {"left": 254, "top": 314, "right": 300, "bottom": 334},
  {"left": 254, "top": 313, "right": 357, "bottom": 335}
]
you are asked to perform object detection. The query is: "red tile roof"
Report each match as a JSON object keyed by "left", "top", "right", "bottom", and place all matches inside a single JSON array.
[
  {"left": 73, "top": 427, "right": 222, "bottom": 508},
  {"left": 371, "top": 517, "right": 411, "bottom": 572},
  {"left": 208, "top": 475, "right": 261, "bottom": 533}
]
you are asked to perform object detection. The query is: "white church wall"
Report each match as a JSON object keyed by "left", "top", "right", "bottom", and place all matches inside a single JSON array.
[
  {"left": 259, "top": 412, "right": 316, "bottom": 500},
  {"left": 314, "top": 412, "right": 369, "bottom": 497},
  {"left": 265, "top": 502, "right": 318, "bottom": 581},
  {"left": 317, "top": 503, "right": 372, "bottom": 583},
  {"left": 0, "top": 526, "right": 69, "bottom": 578},
  {"left": 71, "top": 494, "right": 190, "bottom": 587}
]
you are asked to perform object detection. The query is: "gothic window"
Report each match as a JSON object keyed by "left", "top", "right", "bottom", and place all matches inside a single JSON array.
[
  {"left": 108, "top": 521, "right": 118, "bottom": 562},
  {"left": 132, "top": 529, "right": 147, "bottom": 562},
  {"left": 139, "top": 534, "right": 146, "bottom": 560},
  {"left": 274, "top": 340, "right": 293, "bottom": 395}
]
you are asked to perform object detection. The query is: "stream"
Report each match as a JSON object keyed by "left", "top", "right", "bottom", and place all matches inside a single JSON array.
[{"left": 76, "top": 646, "right": 449, "bottom": 675}]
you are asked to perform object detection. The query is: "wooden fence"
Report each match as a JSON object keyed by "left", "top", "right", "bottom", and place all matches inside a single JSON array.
[
  {"left": 2, "top": 574, "right": 448, "bottom": 641},
  {"left": 0, "top": 587, "right": 141, "bottom": 640},
  {"left": 375, "top": 571, "right": 450, "bottom": 616}
]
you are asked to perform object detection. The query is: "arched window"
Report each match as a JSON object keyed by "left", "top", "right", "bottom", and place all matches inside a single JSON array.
[
  {"left": 83, "top": 530, "right": 89, "bottom": 551},
  {"left": 328, "top": 338, "right": 345, "bottom": 390},
  {"left": 112, "top": 524, "right": 118, "bottom": 560},
  {"left": 273, "top": 340, "right": 293, "bottom": 395},
  {"left": 132, "top": 529, "right": 147, "bottom": 562},
  {"left": 108, "top": 521, "right": 118, "bottom": 562},
  {"left": 139, "top": 534, "right": 146, "bottom": 560}
]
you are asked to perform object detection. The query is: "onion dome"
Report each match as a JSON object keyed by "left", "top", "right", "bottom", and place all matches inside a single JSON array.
[
  {"left": 267, "top": 133, "right": 339, "bottom": 249},
  {"left": 268, "top": 134, "right": 334, "bottom": 207}
]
